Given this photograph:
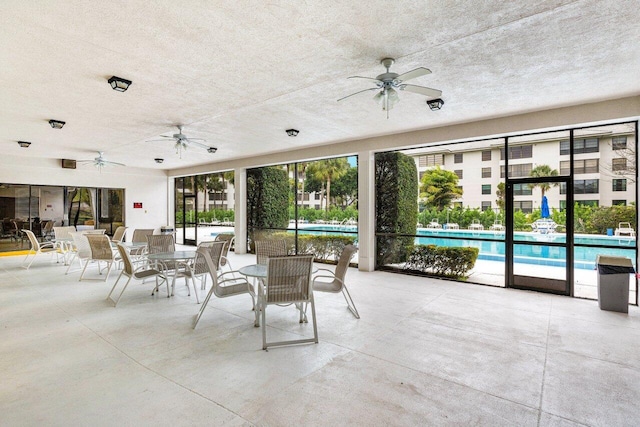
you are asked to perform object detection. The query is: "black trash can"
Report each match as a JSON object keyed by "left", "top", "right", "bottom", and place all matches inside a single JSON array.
[{"left": 596, "top": 255, "right": 634, "bottom": 313}]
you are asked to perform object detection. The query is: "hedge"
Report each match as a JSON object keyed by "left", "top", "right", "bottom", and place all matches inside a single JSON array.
[
  {"left": 262, "top": 232, "right": 356, "bottom": 263},
  {"left": 404, "top": 244, "right": 479, "bottom": 278},
  {"left": 247, "top": 167, "right": 289, "bottom": 249}
]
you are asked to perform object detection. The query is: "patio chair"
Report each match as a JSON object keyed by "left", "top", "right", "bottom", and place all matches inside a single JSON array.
[
  {"left": 82, "top": 229, "right": 106, "bottom": 235},
  {"left": 312, "top": 244, "right": 360, "bottom": 319},
  {"left": 192, "top": 246, "right": 254, "bottom": 329},
  {"left": 615, "top": 222, "right": 635, "bottom": 237},
  {"left": 215, "top": 233, "right": 235, "bottom": 272},
  {"left": 107, "top": 243, "right": 169, "bottom": 306},
  {"left": 184, "top": 241, "right": 226, "bottom": 291},
  {"left": 255, "top": 239, "right": 287, "bottom": 265},
  {"left": 80, "top": 234, "right": 116, "bottom": 281},
  {"left": 130, "top": 228, "right": 154, "bottom": 258},
  {"left": 259, "top": 255, "right": 317, "bottom": 350},
  {"left": 21, "top": 229, "right": 57, "bottom": 269},
  {"left": 111, "top": 226, "right": 127, "bottom": 243},
  {"left": 65, "top": 231, "right": 92, "bottom": 276},
  {"left": 41, "top": 220, "right": 55, "bottom": 241},
  {"left": 469, "top": 219, "right": 484, "bottom": 230}
]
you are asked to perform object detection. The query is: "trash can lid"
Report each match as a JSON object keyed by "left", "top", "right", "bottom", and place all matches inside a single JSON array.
[{"left": 596, "top": 255, "right": 634, "bottom": 267}]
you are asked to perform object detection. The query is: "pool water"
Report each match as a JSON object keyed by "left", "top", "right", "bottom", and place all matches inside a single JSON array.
[{"left": 294, "top": 224, "right": 637, "bottom": 270}]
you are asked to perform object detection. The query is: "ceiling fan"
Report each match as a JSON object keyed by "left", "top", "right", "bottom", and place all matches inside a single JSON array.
[
  {"left": 146, "top": 125, "right": 218, "bottom": 158},
  {"left": 77, "top": 151, "right": 125, "bottom": 172},
  {"left": 338, "top": 58, "right": 442, "bottom": 118}
]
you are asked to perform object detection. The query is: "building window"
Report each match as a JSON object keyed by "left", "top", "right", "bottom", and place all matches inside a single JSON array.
[
  {"left": 562, "top": 179, "right": 599, "bottom": 194},
  {"left": 612, "top": 158, "right": 627, "bottom": 171},
  {"left": 612, "top": 179, "right": 627, "bottom": 192},
  {"left": 612, "top": 136, "right": 627, "bottom": 150},
  {"left": 559, "top": 138, "right": 599, "bottom": 155},
  {"left": 500, "top": 163, "right": 532, "bottom": 178},
  {"left": 560, "top": 159, "right": 599, "bottom": 175},
  {"left": 454, "top": 170, "right": 463, "bottom": 179},
  {"left": 501, "top": 145, "right": 532, "bottom": 160},
  {"left": 513, "top": 183, "right": 532, "bottom": 196},
  {"left": 612, "top": 200, "right": 627, "bottom": 206},
  {"left": 454, "top": 153, "right": 463, "bottom": 164},
  {"left": 481, "top": 201, "right": 491, "bottom": 211},
  {"left": 577, "top": 200, "right": 599, "bottom": 207},
  {"left": 482, "top": 150, "right": 491, "bottom": 161},
  {"left": 314, "top": 193, "right": 321, "bottom": 200},
  {"left": 482, "top": 167, "right": 491, "bottom": 178},
  {"left": 514, "top": 201, "right": 533, "bottom": 213},
  {"left": 419, "top": 171, "right": 426, "bottom": 181},
  {"left": 481, "top": 184, "right": 491, "bottom": 195},
  {"left": 419, "top": 154, "right": 445, "bottom": 167}
]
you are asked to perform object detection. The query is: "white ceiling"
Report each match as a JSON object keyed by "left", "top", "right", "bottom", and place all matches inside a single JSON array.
[{"left": 1, "top": 0, "right": 639, "bottom": 171}]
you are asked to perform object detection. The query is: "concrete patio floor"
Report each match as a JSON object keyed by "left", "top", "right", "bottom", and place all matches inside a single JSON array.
[{"left": 1, "top": 248, "right": 639, "bottom": 426}]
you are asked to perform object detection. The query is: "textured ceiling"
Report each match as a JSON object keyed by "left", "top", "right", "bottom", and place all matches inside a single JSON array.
[{"left": 1, "top": 0, "right": 639, "bottom": 171}]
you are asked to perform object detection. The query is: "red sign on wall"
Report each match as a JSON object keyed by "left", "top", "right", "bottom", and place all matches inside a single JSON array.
[{"left": 133, "top": 202, "right": 143, "bottom": 209}]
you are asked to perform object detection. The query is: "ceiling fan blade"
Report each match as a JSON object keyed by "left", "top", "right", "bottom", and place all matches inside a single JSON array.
[
  {"left": 186, "top": 140, "right": 210, "bottom": 150},
  {"left": 395, "top": 67, "right": 431, "bottom": 82},
  {"left": 400, "top": 84, "right": 442, "bottom": 98},
  {"left": 337, "top": 87, "right": 379, "bottom": 102},
  {"left": 76, "top": 160, "right": 95, "bottom": 164},
  {"left": 347, "top": 76, "right": 382, "bottom": 82},
  {"left": 104, "top": 161, "right": 126, "bottom": 167},
  {"left": 184, "top": 137, "right": 206, "bottom": 142},
  {"left": 146, "top": 138, "right": 171, "bottom": 143}
]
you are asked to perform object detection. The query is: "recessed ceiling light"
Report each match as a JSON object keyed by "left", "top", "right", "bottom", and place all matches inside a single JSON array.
[
  {"left": 49, "top": 119, "right": 65, "bottom": 129},
  {"left": 108, "top": 76, "right": 132, "bottom": 92},
  {"left": 18, "top": 141, "right": 32, "bottom": 148},
  {"left": 286, "top": 129, "right": 299, "bottom": 137}
]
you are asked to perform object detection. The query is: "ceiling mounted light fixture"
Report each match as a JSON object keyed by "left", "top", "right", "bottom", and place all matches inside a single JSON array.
[
  {"left": 207, "top": 147, "right": 218, "bottom": 154},
  {"left": 108, "top": 76, "right": 132, "bottom": 92},
  {"left": 427, "top": 98, "right": 444, "bottom": 111},
  {"left": 18, "top": 141, "right": 32, "bottom": 148},
  {"left": 49, "top": 119, "right": 66, "bottom": 129},
  {"left": 154, "top": 158, "right": 164, "bottom": 164},
  {"left": 286, "top": 129, "right": 299, "bottom": 137}
]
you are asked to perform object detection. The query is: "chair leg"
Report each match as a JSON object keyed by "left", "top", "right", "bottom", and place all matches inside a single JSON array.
[
  {"left": 310, "top": 295, "right": 318, "bottom": 343},
  {"left": 112, "top": 276, "right": 133, "bottom": 307},
  {"left": 79, "top": 260, "right": 91, "bottom": 281},
  {"left": 65, "top": 253, "right": 77, "bottom": 274},
  {"left": 193, "top": 285, "right": 216, "bottom": 329},
  {"left": 107, "top": 271, "right": 125, "bottom": 305},
  {"left": 25, "top": 252, "right": 38, "bottom": 270},
  {"left": 341, "top": 285, "right": 360, "bottom": 319},
  {"left": 261, "top": 300, "right": 267, "bottom": 350},
  {"left": 190, "top": 276, "right": 200, "bottom": 304}
]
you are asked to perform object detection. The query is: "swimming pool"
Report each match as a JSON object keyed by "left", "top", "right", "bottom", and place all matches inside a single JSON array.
[{"left": 294, "top": 224, "right": 637, "bottom": 270}]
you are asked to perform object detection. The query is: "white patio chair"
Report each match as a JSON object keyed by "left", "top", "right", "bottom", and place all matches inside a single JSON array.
[
  {"left": 65, "top": 231, "right": 92, "bottom": 276},
  {"left": 615, "top": 222, "right": 635, "bottom": 237},
  {"left": 80, "top": 234, "right": 116, "bottom": 281},
  {"left": 312, "top": 244, "right": 360, "bottom": 318},
  {"left": 21, "top": 229, "right": 57, "bottom": 269},
  {"left": 192, "top": 246, "right": 254, "bottom": 329},
  {"left": 259, "top": 255, "right": 317, "bottom": 350},
  {"left": 111, "top": 226, "right": 127, "bottom": 243},
  {"left": 215, "top": 234, "right": 235, "bottom": 273},
  {"left": 255, "top": 239, "right": 287, "bottom": 265},
  {"left": 107, "top": 243, "right": 169, "bottom": 306}
]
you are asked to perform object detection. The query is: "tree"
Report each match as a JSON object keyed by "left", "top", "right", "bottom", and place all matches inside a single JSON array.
[
  {"left": 529, "top": 165, "right": 558, "bottom": 197},
  {"left": 307, "top": 158, "right": 349, "bottom": 211},
  {"left": 420, "top": 167, "right": 462, "bottom": 210},
  {"left": 331, "top": 167, "right": 358, "bottom": 207},
  {"left": 496, "top": 182, "right": 505, "bottom": 211},
  {"left": 602, "top": 141, "right": 636, "bottom": 184}
]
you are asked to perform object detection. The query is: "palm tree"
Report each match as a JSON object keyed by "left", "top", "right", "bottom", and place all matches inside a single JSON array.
[
  {"left": 529, "top": 164, "right": 559, "bottom": 197},
  {"left": 310, "top": 159, "right": 349, "bottom": 212}
]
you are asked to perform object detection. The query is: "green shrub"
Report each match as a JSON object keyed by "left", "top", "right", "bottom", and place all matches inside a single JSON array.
[
  {"left": 376, "top": 152, "right": 418, "bottom": 266},
  {"left": 247, "top": 167, "right": 289, "bottom": 248},
  {"left": 267, "top": 232, "right": 356, "bottom": 263},
  {"left": 404, "top": 244, "right": 479, "bottom": 278}
]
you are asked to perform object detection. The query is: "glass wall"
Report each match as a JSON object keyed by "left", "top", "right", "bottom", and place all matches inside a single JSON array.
[
  {"left": 247, "top": 156, "right": 358, "bottom": 263},
  {"left": 174, "top": 171, "right": 235, "bottom": 245},
  {"left": 0, "top": 183, "right": 125, "bottom": 251},
  {"left": 375, "top": 121, "right": 638, "bottom": 303}
]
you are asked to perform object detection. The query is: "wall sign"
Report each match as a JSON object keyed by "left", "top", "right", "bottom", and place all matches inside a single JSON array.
[{"left": 133, "top": 202, "right": 143, "bottom": 209}]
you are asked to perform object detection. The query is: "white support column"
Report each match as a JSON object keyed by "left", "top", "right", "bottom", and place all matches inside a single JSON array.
[
  {"left": 234, "top": 167, "right": 248, "bottom": 254},
  {"left": 357, "top": 150, "right": 376, "bottom": 271}
]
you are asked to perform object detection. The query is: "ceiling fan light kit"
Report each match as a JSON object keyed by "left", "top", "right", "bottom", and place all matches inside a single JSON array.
[
  {"left": 339, "top": 57, "right": 442, "bottom": 118},
  {"left": 48, "top": 119, "right": 65, "bottom": 129},
  {"left": 286, "top": 129, "right": 299, "bottom": 137},
  {"left": 18, "top": 141, "right": 31, "bottom": 148},
  {"left": 108, "top": 76, "right": 132, "bottom": 92},
  {"left": 427, "top": 98, "right": 444, "bottom": 111}
]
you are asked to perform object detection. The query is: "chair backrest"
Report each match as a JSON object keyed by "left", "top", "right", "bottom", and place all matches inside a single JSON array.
[
  {"left": 255, "top": 240, "right": 287, "bottom": 265},
  {"left": 69, "top": 231, "right": 92, "bottom": 258},
  {"left": 82, "top": 229, "right": 106, "bottom": 235},
  {"left": 43, "top": 220, "right": 54, "bottom": 233},
  {"left": 132, "top": 229, "right": 154, "bottom": 243},
  {"left": 53, "top": 226, "right": 75, "bottom": 239},
  {"left": 116, "top": 243, "right": 134, "bottom": 275},
  {"left": 334, "top": 245, "right": 358, "bottom": 285},
  {"left": 265, "top": 255, "right": 314, "bottom": 303},
  {"left": 147, "top": 234, "right": 175, "bottom": 254},
  {"left": 215, "top": 234, "right": 235, "bottom": 265},
  {"left": 23, "top": 229, "right": 40, "bottom": 250},
  {"left": 112, "top": 226, "right": 127, "bottom": 242},
  {"left": 86, "top": 235, "right": 114, "bottom": 261},
  {"left": 193, "top": 241, "right": 226, "bottom": 275}
]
